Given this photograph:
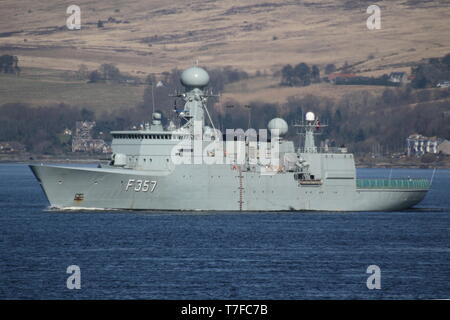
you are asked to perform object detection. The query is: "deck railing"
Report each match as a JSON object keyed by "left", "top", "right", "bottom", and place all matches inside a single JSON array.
[
  {"left": 356, "top": 178, "right": 430, "bottom": 189},
  {"left": 297, "top": 147, "right": 349, "bottom": 153}
]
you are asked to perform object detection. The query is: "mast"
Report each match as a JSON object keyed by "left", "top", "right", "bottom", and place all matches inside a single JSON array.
[
  {"left": 172, "top": 66, "right": 218, "bottom": 133},
  {"left": 293, "top": 111, "right": 327, "bottom": 153}
]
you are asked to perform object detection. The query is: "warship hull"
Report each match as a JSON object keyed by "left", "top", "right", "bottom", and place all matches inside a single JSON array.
[
  {"left": 28, "top": 67, "right": 431, "bottom": 212},
  {"left": 30, "top": 164, "right": 428, "bottom": 212}
]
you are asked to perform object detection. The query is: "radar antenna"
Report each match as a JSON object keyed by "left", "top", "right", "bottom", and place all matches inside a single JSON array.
[
  {"left": 293, "top": 111, "right": 328, "bottom": 153},
  {"left": 171, "top": 66, "right": 220, "bottom": 134}
]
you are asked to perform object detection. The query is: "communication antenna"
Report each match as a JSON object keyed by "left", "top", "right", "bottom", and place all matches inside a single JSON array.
[
  {"left": 151, "top": 83, "right": 155, "bottom": 115},
  {"left": 150, "top": 58, "right": 155, "bottom": 114},
  {"left": 245, "top": 105, "right": 251, "bottom": 129},
  {"left": 293, "top": 110, "right": 328, "bottom": 152}
]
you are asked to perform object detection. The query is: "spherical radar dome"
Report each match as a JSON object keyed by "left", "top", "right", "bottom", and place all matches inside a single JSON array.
[
  {"left": 180, "top": 66, "right": 210, "bottom": 88},
  {"left": 305, "top": 111, "right": 315, "bottom": 122},
  {"left": 152, "top": 112, "right": 162, "bottom": 120},
  {"left": 268, "top": 118, "right": 288, "bottom": 136}
]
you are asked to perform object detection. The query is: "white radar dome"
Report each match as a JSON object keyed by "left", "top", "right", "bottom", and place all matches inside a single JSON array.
[
  {"left": 268, "top": 118, "right": 288, "bottom": 136},
  {"left": 152, "top": 112, "right": 162, "bottom": 120},
  {"left": 305, "top": 111, "right": 315, "bottom": 122},
  {"left": 180, "top": 66, "right": 210, "bottom": 88}
]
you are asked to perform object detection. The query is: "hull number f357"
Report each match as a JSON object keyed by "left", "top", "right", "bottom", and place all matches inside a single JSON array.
[{"left": 125, "top": 179, "right": 157, "bottom": 192}]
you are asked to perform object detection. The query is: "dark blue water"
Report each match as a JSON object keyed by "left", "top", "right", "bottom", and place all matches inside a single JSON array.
[{"left": 0, "top": 164, "right": 449, "bottom": 299}]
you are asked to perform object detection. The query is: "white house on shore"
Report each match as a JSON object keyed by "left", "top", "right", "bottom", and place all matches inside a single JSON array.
[{"left": 407, "top": 134, "right": 450, "bottom": 156}]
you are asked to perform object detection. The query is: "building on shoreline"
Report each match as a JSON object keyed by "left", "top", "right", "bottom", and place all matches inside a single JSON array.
[
  {"left": 0, "top": 141, "right": 26, "bottom": 153},
  {"left": 71, "top": 121, "right": 111, "bottom": 153},
  {"left": 406, "top": 134, "right": 450, "bottom": 156}
]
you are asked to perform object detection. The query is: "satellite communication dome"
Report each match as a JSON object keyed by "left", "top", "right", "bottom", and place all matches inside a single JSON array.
[
  {"left": 152, "top": 112, "right": 162, "bottom": 120},
  {"left": 180, "top": 66, "right": 210, "bottom": 88},
  {"left": 268, "top": 118, "right": 288, "bottom": 136},
  {"left": 305, "top": 111, "right": 315, "bottom": 122}
]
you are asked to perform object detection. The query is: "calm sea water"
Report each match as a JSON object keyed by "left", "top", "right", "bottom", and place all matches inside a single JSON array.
[{"left": 0, "top": 163, "right": 448, "bottom": 299}]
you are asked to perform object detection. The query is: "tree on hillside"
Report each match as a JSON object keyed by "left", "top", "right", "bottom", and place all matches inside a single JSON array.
[
  {"left": 0, "top": 55, "right": 20, "bottom": 74},
  {"left": 280, "top": 64, "right": 295, "bottom": 86},
  {"left": 411, "top": 63, "right": 439, "bottom": 88},
  {"left": 324, "top": 63, "right": 336, "bottom": 75},
  {"left": 222, "top": 66, "right": 249, "bottom": 83},
  {"left": 382, "top": 89, "right": 398, "bottom": 105},
  {"left": 88, "top": 70, "right": 102, "bottom": 83},
  {"left": 81, "top": 108, "right": 95, "bottom": 121},
  {"left": 443, "top": 53, "right": 450, "bottom": 68},
  {"left": 76, "top": 64, "right": 89, "bottom": 80},
  {"left": 341, "top": 61, "right": 351, "bottom": 73},
  {"left": 409, "top": 53, "right": 450, "bottom": 88},
  {"left": 294, "top": 63, "right": 311, "bottom": 86},
  {"left": 99, "top": 63, "right": 121, "bottom": 81},
  {"left": 355, "top": 128, "right": 366, "bottom": 142},
  {"left": 280, "top": 63, "right": 313, "bottom": 86},
  {"left": 0, "top": 103, "right": 86, "bottom": 154},
  {"left": 311, "top": 65, "right": 321, "bottom": 83},
  {"left": 145, "top": 74, "right": 156, "bottom": 85}
]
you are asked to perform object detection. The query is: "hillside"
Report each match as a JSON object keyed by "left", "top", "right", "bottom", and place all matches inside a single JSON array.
[
  {"left": 1, "top": 0, "right": 450, "bottom": 75},
  {"left": 0, "top": 70, "right": 145, "bottom": 112},
  {"left": 1, "top": 0, "right": 450, "bottom": 112}
]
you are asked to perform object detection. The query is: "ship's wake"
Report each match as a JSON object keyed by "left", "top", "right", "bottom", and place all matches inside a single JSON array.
[{"left": 45, "top": 206, "right": 118, "bottom": 212}]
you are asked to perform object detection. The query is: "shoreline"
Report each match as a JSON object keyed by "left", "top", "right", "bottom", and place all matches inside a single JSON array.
[
  {"left": 1, "top": 153, "right": 449, "bottom": 169},
  {"left": 355, "top": 157, "right": 450, "bottom": 170},
  {"left": 0, "top": 154, "right": 109, "bottom": 165}
]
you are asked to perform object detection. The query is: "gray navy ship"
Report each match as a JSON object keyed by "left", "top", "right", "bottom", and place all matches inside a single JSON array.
[{"left": 30, "top": 66, "right": 430, "bottom": 211}]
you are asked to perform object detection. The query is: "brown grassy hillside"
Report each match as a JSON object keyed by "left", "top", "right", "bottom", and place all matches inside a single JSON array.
[
  {"left": 1, "top": 0, "right": 450, "bottom": 73},
  {"left": 1, "top": 0, "right": 450, "bottom": 108}
]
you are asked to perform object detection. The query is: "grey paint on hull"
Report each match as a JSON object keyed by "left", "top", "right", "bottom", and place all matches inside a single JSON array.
[
  {"left": 29, "top": 164, "right": 427, "bottom": 212},
  {"left": 28, "top": 66, "right": 430, "bottom": 212}
]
